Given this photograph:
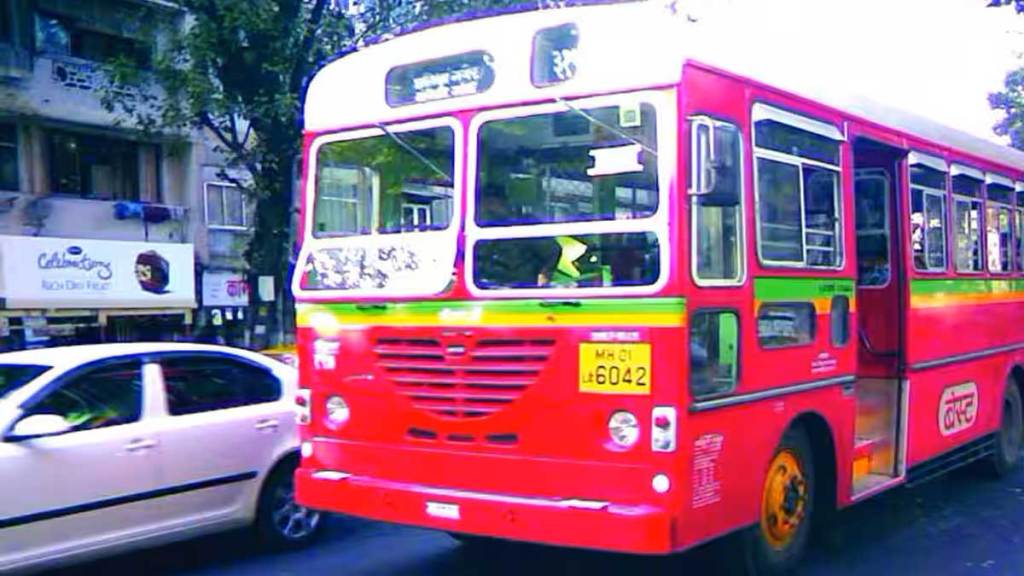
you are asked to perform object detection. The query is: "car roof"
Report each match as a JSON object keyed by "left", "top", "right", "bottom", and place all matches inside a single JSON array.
[{"left": 0, "top": 343, "right": 275, "bottom": 370}]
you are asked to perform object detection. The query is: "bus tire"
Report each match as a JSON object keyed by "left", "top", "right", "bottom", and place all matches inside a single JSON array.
[
  {"left": 987, "top": 379, "right": 1023, "bottom": 478},
  {"left": 744, "top": 426, "right": 815, "bottom": 576}
]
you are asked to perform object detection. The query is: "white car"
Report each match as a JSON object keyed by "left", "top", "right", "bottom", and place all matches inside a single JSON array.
[{"left": 0, "top": 343, "right": 321, "bottom": 574}]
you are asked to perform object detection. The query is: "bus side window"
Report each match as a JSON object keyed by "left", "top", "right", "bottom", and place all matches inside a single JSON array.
[
  {"left": 830, "top": 295, "right": 850, "bottom": 347},
  {"left": 757, "top": 302, "right": 816, "bottom": 348},
  {"left": 691, "top": 119, "right": 744, "bottom": 284},
  {"left": 689, "top": 310, "right": 739, "bottom": 399},
  {"left": 909, "top": 162, "right": 948, "bottom": 272}
]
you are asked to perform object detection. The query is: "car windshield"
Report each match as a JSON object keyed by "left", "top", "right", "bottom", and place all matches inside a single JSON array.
[
  {"left": 0, "top": 364, "right": 51, "bottom": 402},
  {"left": 313, "top": 124, "right": 456, "bottom": 237}
]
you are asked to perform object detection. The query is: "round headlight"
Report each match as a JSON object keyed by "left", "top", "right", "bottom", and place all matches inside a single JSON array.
[
  {"left": 608, "top": 410, "right": 640, "bottom": 447},
  {"left": 325, "top": 395, "right": 350, "bottom": 425}
]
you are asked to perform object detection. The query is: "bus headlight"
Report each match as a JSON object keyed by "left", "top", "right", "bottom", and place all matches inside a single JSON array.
[
  {"left": 608, "top": 410, "right": 640, "bottom": 448},
  {"left": 326, "top": 395, "right": 350, "bottom": 425}
]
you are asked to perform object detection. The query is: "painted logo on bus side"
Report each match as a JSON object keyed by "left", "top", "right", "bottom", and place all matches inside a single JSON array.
[{"left": 938, "top": 382, "right": 978, "bottom": 437}]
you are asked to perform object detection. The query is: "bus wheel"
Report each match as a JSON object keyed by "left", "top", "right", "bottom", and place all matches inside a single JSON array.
[
  {"left": 745, "top": 426, "right": 814, "bottom": 575},
  {"left": 987, "top": 380, "right": 1023, "bottom": 477}
]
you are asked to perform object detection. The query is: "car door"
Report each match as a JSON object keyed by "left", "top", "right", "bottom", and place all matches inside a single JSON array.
[
  {"left": 0, "top": 357, "right": 163, "bottom": 571},
  {"left": 147, "top": 353, "right": 287, "bottom": 528}
]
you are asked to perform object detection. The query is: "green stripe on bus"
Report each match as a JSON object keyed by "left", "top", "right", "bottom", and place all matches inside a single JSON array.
[
  {"left": 301, "top": 297, "right": 687, "bottom": 316},
  {"left": 753, "top": 277, "right": 855, "bottom": 301},
  {"left": 910, "top": 278, "right": 1024, "bottom": 295}
]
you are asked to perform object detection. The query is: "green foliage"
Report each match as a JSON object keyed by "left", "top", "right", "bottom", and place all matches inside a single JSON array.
[
  {"left": 990, "top": 69, "right": 1024, "bottom": 149},
  {"left": 989, "top": 0, "right": 1024, "bottom": 148},
  {"left": 988, "top": 0, "right": 1024, "bottom": 13},
  {"left": 102, "top": 0, "right": 524, "bottom": 281}
]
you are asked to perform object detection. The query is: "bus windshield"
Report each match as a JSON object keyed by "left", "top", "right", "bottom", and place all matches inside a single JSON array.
[
  {"left": 313, "top": 124, "right": 455, "bottom": 237},
  {"left": 475, "top": 102, "right": 658, "bottom": 226}
]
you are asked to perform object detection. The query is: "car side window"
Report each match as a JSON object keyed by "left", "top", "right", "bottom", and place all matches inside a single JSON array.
[
  {"left": 161, "top": 356, "right": 280, "bottom": 416},
  {"left": 26, "top": 360, "right": 143, "bottom": 432}
]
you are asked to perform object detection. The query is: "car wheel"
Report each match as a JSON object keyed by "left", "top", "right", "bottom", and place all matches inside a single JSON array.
[
  {"left": 743, "top": 426, "right": 815, "bottom": 576},
  {"left": 986, "top": 380, "right": 1023, "bottom": 478},
  {"left": 255, "top": 460, "right": 323, "bottom": 549}
]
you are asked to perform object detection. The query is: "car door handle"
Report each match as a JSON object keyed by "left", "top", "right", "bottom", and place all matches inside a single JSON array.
[
  {"left": 124, "top": 438, "right": 157, "bottom": 452},
  {"left": 255, "top": 419, "right": 280, "bottom": 431}
]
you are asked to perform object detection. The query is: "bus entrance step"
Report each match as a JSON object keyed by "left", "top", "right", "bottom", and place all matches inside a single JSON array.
[{"left": 906, "top": 434, "right": 995, "bottom": 487}]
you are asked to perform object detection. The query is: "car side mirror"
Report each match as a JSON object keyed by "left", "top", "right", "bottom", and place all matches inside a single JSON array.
[{"left": 5, "top": 414, "right": 73, "bottom": 442}]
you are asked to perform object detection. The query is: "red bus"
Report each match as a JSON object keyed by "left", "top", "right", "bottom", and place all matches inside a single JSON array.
[{"left": 291, "top": 3, "right": 1024, "bottom": 573}]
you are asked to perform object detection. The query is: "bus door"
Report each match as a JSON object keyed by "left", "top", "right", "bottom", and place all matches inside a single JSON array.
[{"left": 850, "top": 138, "right": 908, "bottom": 497}]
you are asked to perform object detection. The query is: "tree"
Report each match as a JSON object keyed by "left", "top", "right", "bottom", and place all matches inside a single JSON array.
[
  {"left": 103, "top": 0, "right": 526, "bottom": 344},
  {"left": 990, "top": 69, "right": 1024, "bottom": 148},
  {"left": 989, "top": 0, "right": 1024, "bottom": 147},
  {"left": 989, "top": 0, "right": 1024, "bottom": 13}
]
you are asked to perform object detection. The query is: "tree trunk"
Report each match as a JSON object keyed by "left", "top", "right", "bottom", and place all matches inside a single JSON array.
[{"left": 247, "top": 158, "right": 295, "bottom": 348}]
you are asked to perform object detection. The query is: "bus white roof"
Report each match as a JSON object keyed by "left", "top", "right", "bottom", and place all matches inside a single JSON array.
[{"left": 305, "top": 2, "right": 1024, "bottom": 173}]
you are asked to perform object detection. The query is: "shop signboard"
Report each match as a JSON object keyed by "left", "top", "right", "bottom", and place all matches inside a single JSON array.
[
  {"left": 202, "top": 271, "right": 250, "bottom": 307},
  {"left": 0, "top": 236, "right": 196, "bottom": 309}
]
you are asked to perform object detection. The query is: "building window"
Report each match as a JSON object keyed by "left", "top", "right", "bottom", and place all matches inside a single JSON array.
[
  {"left": 34, "top": 13, "right": 151, "bottom": 68},
  {"left": 0, "top": 123, "right": 17, "bottom": 191},
  {"left": 48, "top": 130, "right": 140, "bottom": 200},
  {"left": 205, "top": 182, "right": 246, "bottom": 229}
]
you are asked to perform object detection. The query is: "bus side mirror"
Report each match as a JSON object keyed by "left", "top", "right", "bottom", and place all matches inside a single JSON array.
[{"left": 689, "top": 116, "right": 717, "bottom": 196}]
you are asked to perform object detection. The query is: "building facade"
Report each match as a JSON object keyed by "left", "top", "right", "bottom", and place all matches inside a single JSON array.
[{"left": 0, "top": 0, "right": 253, "bottom": 349}]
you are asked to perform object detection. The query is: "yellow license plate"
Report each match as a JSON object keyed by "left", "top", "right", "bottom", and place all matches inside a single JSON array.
[{"left": 578, "top": 343, "right": 651, "bottom": 395}]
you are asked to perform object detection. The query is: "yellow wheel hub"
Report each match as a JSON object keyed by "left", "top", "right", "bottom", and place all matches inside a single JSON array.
[{"left": 760, "top": 449, "right": 807, "bottom": 550}]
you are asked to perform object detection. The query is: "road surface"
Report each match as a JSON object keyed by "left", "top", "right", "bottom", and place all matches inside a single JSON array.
[{"left": 51, "top": 464, "right": 1024, "bottom": 575}]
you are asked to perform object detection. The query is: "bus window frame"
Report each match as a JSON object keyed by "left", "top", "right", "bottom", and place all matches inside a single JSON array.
[
  {"left": 1016, "top": 181, "right": 1024, "bottom": 273},
  {"left": 464, "top": 89, "right": 676, "bottom": 300},
  {"left": 690, "top": 115, "right": 747, "bottom": 288},
  {"left": 985, "top": 197, "right": 1014, "bottom": 275},
  {"left": 853, "top": 168, "right": 892, "bottom": 290},
  {"left": 952, "top": 190, "right": 985, "bottom": 275},
  {"left": 908, "top": 153, "right": 950, "bottom": 274},
  {"left": 753, "top": 149, "right": 844, "bottom": 270},
  {"left": 751, "top": 104, "right": 845, "bottom": 271},
  {"left": 302, "top": 116, "right": 464, "bottom": 242}
]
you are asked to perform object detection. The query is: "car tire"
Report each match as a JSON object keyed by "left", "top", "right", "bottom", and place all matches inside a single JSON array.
[
  {"left": 986, "top": 380, "right": 1023, "bottom": 478},
  {"left": 255, "top": 459, "right": 323, "bottom": 550},
  {"left": 743, "top": 426, "right": 815, "bottom": 576}
]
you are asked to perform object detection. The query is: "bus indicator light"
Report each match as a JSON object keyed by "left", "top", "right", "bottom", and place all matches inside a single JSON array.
[
  {"left": 296, "top": 389, "right": 312, "bottom": 425},
  {"left": 651, "top": 407, "right": 677, "bottom": 452}
]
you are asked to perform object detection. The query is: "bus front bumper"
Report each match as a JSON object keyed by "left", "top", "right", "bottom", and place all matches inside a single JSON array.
[{"left": 296, "top": 468, "right": 674, "bottom": 554}]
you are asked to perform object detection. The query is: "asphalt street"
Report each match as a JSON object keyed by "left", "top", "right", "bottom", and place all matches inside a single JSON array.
[{"left": 49, "top": 464, "right": 1024, "bottom": 576}]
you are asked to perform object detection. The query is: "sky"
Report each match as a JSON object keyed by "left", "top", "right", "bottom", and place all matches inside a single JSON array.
[{"left": 681, "top": 0, "right": 1024, "bottom": 144}]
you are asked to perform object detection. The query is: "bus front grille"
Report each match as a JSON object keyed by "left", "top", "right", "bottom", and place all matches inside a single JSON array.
[{"left": 374, "top": 337, "right": 555, "bottom": 419}]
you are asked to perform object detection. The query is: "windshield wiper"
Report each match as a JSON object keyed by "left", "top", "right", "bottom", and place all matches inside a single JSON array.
[
  {"left": 554, "top": 97, "right": 658, "bottom": 158},
  {"left": 375, "top": 123, "right": 454, "bottom": 185}
]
